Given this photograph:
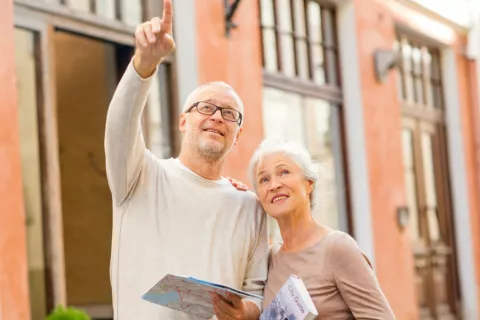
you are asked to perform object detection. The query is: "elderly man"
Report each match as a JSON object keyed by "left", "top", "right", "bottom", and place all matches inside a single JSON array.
[{"left": 104, "top": 0, "right": 268, "bottom": 319}]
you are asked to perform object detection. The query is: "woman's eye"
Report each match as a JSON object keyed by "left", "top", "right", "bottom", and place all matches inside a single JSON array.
[
  {"left": 259, "top": 177, "right": 269, "bottom": 184},
  {"left": 280, "top": 170, "right": 289, "bottom": 176}
]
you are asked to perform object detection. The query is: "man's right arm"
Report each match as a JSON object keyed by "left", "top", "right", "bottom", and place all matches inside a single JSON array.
[
  {"left": 104, "top": 1, "right": 175, "bottom": 205},
  {"left": 104, "top": 62, "right": 154, "bottom": 205}
]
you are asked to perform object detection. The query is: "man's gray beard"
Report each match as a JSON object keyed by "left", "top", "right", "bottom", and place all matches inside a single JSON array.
[{"left": 197, "top": 139, "right": 227, "bottom": 161}]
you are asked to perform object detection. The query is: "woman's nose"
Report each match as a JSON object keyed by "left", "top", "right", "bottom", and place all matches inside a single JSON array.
[{"left": 268, "top": 179, "right": 281, "bottom": 191}]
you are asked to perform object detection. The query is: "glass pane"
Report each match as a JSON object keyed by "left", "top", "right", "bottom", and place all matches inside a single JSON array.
[
  {"left": 96, "top": 0, "right": 116, "bottom": 20},
  {"left": 14, "top": 28, "right": 47, "bottom": 320},
  {"left": 262, "top": 87, "right": 306, "bottom": 146},
  {"left": 147, "top": 67, "right": 171, "bottom": 158},
  {"left": 421, "top": 133, "right": 440, "bottom": 242},
  {"left": 412, "top": 47, "right": 424, "bottom": 104},
  {"left": 67, "top": 0, "right": 90, "bottom": 12},
  {"left": 296, "top": 39, "right": 309, "bottom": 80},
  {"left": 304, "top": 99, "right": 331, "bottom": 160},
  {"left": 414, "top": 76, "right": 424, "bottom": 105},
  {"left": 293, "top": 0, "right": 306, "bottom": 35},
  {"left": 263, "top": 29, "right": 278, "bottom": 72},
  {"left": 280, "top": 34, "right": 296, "bottom": 77},
  {"left": 262, "top": 87, "right": 305, "bottom": 244},
  {"left": 402, "top": 129, "right": 420, "bottom": 240},
  {"left": 311, "top": 43, "right": 325, "bottom": 84},
  {"left": 322, "top": 9, "right": 335, "bottom": 47},
  {"left": 394, "top": 40, "right": 405, "bottom": 100},
  {"left": 277, "top": 0, "right": 295, "bottom": 76},
  {"left": 402, "top": 41, "right": 414, "bottom": 103},
  {"left": 260, "top": 0, "right": 276, "bottom": 27},
  {"left": 325, "top": 49, "right": 337, "bottom": 85},
  {"left": 405, "top": 73, "right": 414, "bottom": 104},
  {"left": 432, "top": 83, "right": 443, "bottom": 109},
  {"left": 412, "top": 47, "right": 422, "bottom": 75},
  {"left": 423, "top": 50, "right": 433, "bottom": 107},
  {"left": 121, "top": 0, "right": 142, "bottom": 26},
  {"left": 307, "top": 1, "right": 322, "bottom": 43},
  {"left": 277, "top": 0, "right": 293, "bottom": 32},
  {"left": 430, "top": 51, "right": 441, "bottom": 80},
  {"left": 304, "top": 98, "right": 339, "bottom": 230}
]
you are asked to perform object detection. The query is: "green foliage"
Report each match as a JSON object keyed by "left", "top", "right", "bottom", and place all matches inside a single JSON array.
[{"left": 46, "top": 305, "right": 91, "bottom": 320}]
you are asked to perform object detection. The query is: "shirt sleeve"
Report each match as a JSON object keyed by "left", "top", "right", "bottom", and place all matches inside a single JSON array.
[
  {"left": 330, "top": 233, "right": 396, "bottom": 319},
  {"left": 104, "top": 61, "right": 156, "bottom": 205},
  {"left": 241, "top": 202, "right": 270, "bottom": 311}
]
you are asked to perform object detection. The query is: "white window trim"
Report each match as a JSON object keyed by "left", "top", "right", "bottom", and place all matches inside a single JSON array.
[
  {"left": 441, "top": 47, "right": 479, "bottom": 320},
  {"left": 336, "top": 0, "right": 377, "bottom": 265},
  {"left": 173, "top": 1, "right": 199, "bottom": 113}
]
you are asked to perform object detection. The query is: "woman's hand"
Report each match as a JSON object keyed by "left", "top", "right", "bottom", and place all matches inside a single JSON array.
[{"left": 226, "top": 177, "right": 249, "bottom": 191}]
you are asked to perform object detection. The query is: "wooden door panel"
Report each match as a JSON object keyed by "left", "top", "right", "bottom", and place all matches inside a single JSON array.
[{"left": 402, "top": 118, "right": 459, "bottom": 319}]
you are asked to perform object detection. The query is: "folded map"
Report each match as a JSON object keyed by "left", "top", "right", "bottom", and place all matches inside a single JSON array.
[{"left": 142, "top": 274, "right": 263, "bottom": 319}]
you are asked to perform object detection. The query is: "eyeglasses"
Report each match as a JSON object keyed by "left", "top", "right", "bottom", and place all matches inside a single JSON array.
[{"left": 186, "top": 101, "right": 243, "bottom": 125}]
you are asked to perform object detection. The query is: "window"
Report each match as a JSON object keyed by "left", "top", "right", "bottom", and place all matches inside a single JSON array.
[
  {"left": 396, "top": 32, "right": 460, "bottom": 318},
  {"left": 260, "top": 0, "right": 339, "bottom": 86},
  {"left": 13, "top": 0, "right": 176, "bottom": 316},
  {"left": 44, "top": 0, "right": 158, "bottom": 26},
  {"left": 396, "top": 34, "right": 443, "bottom": 109},
  {"left": 14, "top": 27, "right": 48, "bottom": 320},
  {"left": 259, "top": 1, "right": 347, "bottom": 244}
]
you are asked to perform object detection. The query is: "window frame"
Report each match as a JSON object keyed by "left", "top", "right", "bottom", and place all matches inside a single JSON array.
[
  {"left": 395, "top": 30, "right": 461, "bottom": 318},
  {"left": 259, "top": 0, "right": 342, "bottom": 100},
  {"left": 259, "top": 0, "right": 349, "bottom": 233}
]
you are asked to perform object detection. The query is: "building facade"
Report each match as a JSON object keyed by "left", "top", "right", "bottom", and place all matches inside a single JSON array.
[{"left": 1, "top": 0, "right": 480, "bottom": 319}]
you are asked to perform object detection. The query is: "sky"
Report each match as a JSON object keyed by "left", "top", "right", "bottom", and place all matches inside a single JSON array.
[{"left": 411, "top": 0, "right": 479, "bottom": 27}]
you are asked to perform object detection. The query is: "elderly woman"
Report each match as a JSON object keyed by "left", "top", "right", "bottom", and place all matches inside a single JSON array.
[{"left": 248, "top": 139, "right": 395, "bottom": 319}]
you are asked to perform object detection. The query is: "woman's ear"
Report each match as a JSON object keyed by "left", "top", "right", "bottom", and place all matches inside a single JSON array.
[{"left": 307, "top": 179, "right": 314, "bottom": 194}]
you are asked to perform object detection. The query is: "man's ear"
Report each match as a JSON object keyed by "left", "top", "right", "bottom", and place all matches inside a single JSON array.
[
  {"left": 233, "top": 127, "right": 243, "bottom": 146},
  {"left": 179, "top": 113, "right": 186, "bottom": 132}
]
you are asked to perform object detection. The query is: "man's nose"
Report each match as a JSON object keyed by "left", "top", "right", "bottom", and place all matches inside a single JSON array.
[{"left": 209, "top": 109, "right": 224, "bottom": 122}]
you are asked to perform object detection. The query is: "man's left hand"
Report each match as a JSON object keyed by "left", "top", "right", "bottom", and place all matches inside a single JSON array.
[{"left": 211, "top": 293, "right": 260, "bottom": 320}]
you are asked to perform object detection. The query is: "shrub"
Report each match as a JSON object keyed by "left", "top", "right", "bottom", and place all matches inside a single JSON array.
[{"left": 46, "top": 305, "right": 91, "bottom": 320}]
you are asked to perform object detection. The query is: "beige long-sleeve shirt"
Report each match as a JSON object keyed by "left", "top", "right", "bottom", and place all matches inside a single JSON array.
[
  {"left": 262, "top": 231, "right": 395, "bottom": 319},
  {"left": 104, "top": 62, "right": 269, "bottom": 319}
]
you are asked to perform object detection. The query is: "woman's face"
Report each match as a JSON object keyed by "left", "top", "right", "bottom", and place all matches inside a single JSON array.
[{"left": 255, "top": 152, "right": 313, "bottom": 219}]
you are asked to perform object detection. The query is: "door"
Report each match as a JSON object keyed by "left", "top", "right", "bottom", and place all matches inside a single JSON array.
[{"left": 402, "top": 117, "right": 459, "bottom": 320}]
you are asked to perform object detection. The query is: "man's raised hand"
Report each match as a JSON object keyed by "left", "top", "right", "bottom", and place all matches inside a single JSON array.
[{"left": 133, "top": 0, "right": 175, "bottom": 78}]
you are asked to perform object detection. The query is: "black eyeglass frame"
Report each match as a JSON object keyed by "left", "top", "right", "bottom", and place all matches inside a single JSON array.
[{"left": 186, "top": 101, "right": 243, "bottom": 126}]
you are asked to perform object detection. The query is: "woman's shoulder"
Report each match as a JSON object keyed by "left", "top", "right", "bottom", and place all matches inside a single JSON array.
[
  {"left": 325, "top": 230, "right": 357, "bottom": 246},
  {"left": 324, "top": 230, "right": 373, "bottom": 268}
]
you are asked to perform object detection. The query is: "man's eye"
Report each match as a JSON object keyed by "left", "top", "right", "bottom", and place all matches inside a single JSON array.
[{"left": 201, "top": 105, "right": 215, "bottom": 112}]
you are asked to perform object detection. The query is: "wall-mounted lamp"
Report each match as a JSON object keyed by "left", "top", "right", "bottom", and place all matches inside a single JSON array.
[
  {"left": 397, "top": 206, "right": 410, "bottom": 230},
  {"left": 225, "top": 0, "right": 242, "bottom": 37},
  {"left": 373, "top": 50, "right": 400, "bottom": 83}
]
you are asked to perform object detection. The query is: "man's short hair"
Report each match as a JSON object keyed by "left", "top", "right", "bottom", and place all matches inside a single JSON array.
[{"left": 182, "top": 82, "right": 244, "bottom": 124}]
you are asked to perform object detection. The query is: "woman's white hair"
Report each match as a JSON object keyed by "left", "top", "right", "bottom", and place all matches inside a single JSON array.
[{"left": 248, "top": 139, "right": 318, "bottom": 208}]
